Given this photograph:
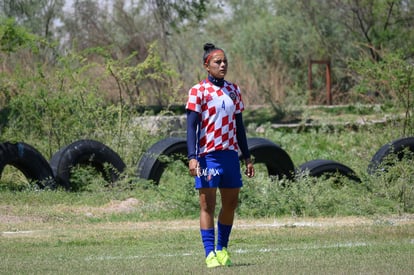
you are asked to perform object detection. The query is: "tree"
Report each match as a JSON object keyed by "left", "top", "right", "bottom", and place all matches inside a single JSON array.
[
  {"left": 218, "top": 0, "right": 326, "bottom": 105},
  {"left": 62, "top": 0, "right": 209, "bottom": 57},
  {"left": 60, "top": 0, "right": 212, "bottom": 106},
  {"left": 0, "top": 0, "right": 64, "bottom": 39},
  {"left": 0, "top": 17, "right": 36, "bottom": 53},
  {"left": 298, "top": 0, "right": 414, "bottom": 61},
  {"left": 236, "top": 0, "right": 414, "bottom": 104}
]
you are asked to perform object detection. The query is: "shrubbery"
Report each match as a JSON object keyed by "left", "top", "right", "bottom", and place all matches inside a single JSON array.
[{"left": 0, "top": 19, "right": 413, "bottom": 218}]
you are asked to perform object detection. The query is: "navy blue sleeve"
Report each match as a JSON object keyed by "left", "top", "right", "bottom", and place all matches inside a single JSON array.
[
  {"left": 186, "top": 110, "right": 199, "bottom": 160},
  {"left": 235, "top": 113, "right": 250, "bottom": 159}
]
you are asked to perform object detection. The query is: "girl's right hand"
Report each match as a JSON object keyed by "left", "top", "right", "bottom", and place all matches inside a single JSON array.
[{"left": 189, "top": 159, "right": 200, "bottom": 177}]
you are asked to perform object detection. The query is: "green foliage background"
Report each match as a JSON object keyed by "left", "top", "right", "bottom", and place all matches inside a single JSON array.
[{"left": 0, "top": 0, "right": 413, "bottom": 218}]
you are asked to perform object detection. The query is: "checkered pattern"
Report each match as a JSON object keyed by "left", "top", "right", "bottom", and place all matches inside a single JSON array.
[{"left": 186, "top": 78, "right": 244, "bottom": 157}]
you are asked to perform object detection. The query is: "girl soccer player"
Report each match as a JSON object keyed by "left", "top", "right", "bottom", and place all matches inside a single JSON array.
[{"left": 186, "top": 42, "right": 255, "bottom": 268}]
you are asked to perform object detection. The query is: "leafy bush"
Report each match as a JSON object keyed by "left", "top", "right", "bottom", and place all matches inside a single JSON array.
[{"left": 350, "top": 49, "right": 414, "bottom": 136}]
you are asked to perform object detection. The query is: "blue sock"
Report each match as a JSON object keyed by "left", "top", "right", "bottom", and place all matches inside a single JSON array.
[
  {"left": 216, "top": 222, "right": 232, "bottom": 251},
  {"left": 200, "top": 228, "right": 215, "bottom": 257}
]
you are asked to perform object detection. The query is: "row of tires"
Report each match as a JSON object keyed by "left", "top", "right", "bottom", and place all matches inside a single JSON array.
[
  {"left": 1, "top": 136, "right": 413, "bottom": 190},
  {"left": 0, "top": 140, "right": 126, "bottom": 190},
  {"left": 137, "top": 136, "right": 414, "bottom": 184}
]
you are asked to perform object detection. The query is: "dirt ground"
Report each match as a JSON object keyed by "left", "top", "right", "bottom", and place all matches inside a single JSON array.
[{"left": 1, "top": 198, "right": 414, "bottom": 232}]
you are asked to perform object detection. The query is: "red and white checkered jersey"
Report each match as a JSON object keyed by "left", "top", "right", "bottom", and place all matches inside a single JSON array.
[{"left": 186, "top": 78, "right": 245, "bottom": 156}]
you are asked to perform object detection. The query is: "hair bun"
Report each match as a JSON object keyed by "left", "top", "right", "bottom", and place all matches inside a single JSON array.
[{"left": 203, "top": 43, "right": 215, "bottom": 51}]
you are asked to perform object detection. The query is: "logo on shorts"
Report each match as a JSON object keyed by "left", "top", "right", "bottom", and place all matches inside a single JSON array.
[{"left": 199, "top": 168, "right": 220, "bottom": 181}]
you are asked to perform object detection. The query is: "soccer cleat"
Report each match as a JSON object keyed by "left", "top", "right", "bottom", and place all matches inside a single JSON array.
[
  {"left": 205, "top": 251, "right": 221, "bottom": 268},
  {"left": 216, "top": 247, "right": 232, "bottom": 266}
]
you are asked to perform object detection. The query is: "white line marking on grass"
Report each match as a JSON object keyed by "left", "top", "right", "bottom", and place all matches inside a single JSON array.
[
  {"left": 234, "top": 242, "right": 369, "bottom": 254},
  {"left": 85, "top": 252, "right": 195, "bottom": 261},
  {"left": 88, "top": 240, "right": 414, "bottom": 262},
  {"left": 2, "top": 230, "right": 37, "bottom": 235},
  {"left": 84, "top": 242, "right": 370, "bottom": 261}
]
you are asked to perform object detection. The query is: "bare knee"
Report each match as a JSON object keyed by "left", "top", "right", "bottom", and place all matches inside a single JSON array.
[
  {"left": 200, "top": 200, "right": 216, "bottom": 214},
  {"left": 220, "top": 188, "right": 240, "bottom": 212},
  {"left": 199, "top": 188, "right": 217, "bottom": 215}
]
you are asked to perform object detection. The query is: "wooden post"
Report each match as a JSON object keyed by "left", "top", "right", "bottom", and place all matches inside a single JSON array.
[
  {"left": 308, "top": 60, "right": 313, "bottom": 105},
  {"left": 326, "top": 60, "right": 332, "bottom": 105},
  {"left": 308, "top": 59, "right": 332, "bottom": 105}
]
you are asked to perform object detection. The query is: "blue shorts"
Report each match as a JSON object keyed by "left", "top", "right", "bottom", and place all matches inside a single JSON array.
[{"left": 195, "top": 150, "right": 243, "bottom": 189}]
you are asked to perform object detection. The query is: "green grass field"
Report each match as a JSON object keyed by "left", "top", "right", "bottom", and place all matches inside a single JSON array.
[
  {"left": 1, "top": 212, "right": 413, "bottom": 274},
  {"left": 1, "top": 107, "right": 414, "bottom": 274}
]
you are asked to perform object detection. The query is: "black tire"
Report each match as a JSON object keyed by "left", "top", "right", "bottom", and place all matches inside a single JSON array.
[
  {"left": 296, "top": 159, "right": 361, "bottom": 182},
  {"left": 137, "top": 137, "right": 187, "bottom": 184},
  {"left": 0, "top": 142, "right": 55, "bottom": 188},
  {"left": 367, "top": 136, "right": 414, "bottom": 175},
  {"left": 244, "top": 137, "right": 295, "bottom": 180},
  {"left": 50, "top": 139, "right": 126, "bottom": 190}
]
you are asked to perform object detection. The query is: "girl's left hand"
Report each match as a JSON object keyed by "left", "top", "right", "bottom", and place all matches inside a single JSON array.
[{"left": 245, "top": 160, "right": 255, "bottom": 178}]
